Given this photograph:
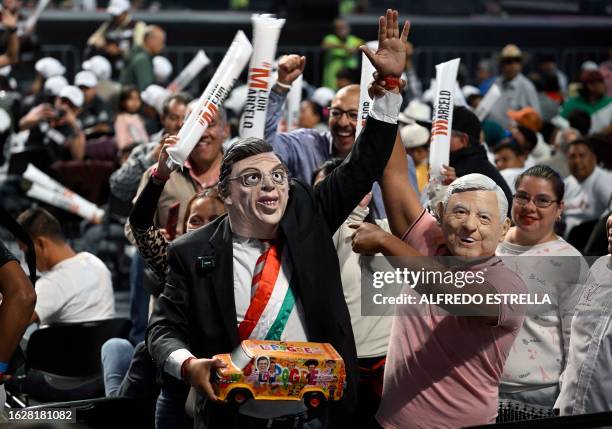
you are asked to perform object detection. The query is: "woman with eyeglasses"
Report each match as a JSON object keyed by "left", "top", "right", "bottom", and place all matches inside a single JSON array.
[{"left": 496, "top": 165, "right": 589, "bottom": 422}]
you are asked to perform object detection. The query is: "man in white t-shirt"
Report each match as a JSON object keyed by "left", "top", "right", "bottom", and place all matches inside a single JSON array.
[
  {"left": 563, "top": 140, "right": 612, "bottom": 238},
  {"left": 17, "top": 208, "right": 114, "bottom": 325}
]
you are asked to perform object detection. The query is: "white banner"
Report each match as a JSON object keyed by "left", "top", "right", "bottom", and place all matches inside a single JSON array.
[
  {"left": 429, "top": 58, "right": 460, "bottom": 180},
  {"left": 474, "top": 84, "right": 501, "bottom": 121},
  {"left": 239, "top": 14, "right": 285, "bottom": 138},
  {"left": 167, "top": 50, "right": 211, "bottom": 93},
  {"left": 169, "top": 31, "right": 253, "bottom": 167},
  {"left": 283, "top": 74, "right": 302, "bottom": 131}
]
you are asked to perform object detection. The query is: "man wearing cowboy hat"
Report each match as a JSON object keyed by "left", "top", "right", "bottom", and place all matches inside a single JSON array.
[{"left": 488, "top": 44, "right": 541, "bottom": 129}]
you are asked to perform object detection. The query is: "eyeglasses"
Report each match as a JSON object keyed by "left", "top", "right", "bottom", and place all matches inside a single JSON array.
[
  {"left": 227, "top": 169, "right": 289, "bottom": 187},
  {"left": 513, "top": 192, "right": 558, "bottom": 208},
  {"left": 329, "top": 108, "right": 359, "bottom": 122}
]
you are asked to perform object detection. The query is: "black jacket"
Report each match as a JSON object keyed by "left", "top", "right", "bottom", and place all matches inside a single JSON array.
[
  {"left": 146, "top": 114, "right": 398, "bottom": 426},
  {"left": 450, "top": 144, "right": 513, "bottom": 216}
]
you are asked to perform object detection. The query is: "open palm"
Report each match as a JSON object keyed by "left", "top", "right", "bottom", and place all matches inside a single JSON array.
[{"left": 362, "top": 9, "right": 410, "bottom": 78}]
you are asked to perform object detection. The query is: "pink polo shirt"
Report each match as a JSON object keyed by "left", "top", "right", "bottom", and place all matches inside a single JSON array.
[{"left": 376, "top": 209, "right": 526, "bottom": 429}]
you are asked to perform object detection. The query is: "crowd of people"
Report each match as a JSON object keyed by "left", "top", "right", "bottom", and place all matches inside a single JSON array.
[{"left": 0, "top": 2, "right": 611, "bottom": 429}]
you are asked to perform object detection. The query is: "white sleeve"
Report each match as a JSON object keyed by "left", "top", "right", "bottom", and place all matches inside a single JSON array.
[
  {"left": 164, "top": 348, "right": 195, "bottom": 380},
  {"left": 369, "top": 91, "right": 402, "bottom": 124},
  {"left": 34, "top": 277, "right": 64, "bottom": 325}
]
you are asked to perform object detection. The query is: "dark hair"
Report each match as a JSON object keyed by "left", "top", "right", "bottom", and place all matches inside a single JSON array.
[
  {"left": 256, "top": 356, "right": 269, "bottom": 365},
  {"left": 16, "top": 208, "right": 64, "bottom": 242},
  {"left": 493, "top": 140, "right": 525, "bottom": 157},
  {"left": 218, "top": 137, "right": 274, "bottom": 197},
  {"left": 514, "top": 165, "right": 565, "bottom": 201},
  {"left": 567, "top": 109, "right": 591, "bottom": 136},
  {"left": 162, "top": 92, "right": 191, "bottom": 117},
  {"left": 335, "top": 66, "right": 360, "bottom": 85},
  {"left": 568, "top": 138, "right": 596, "bottom": 155},
  {"left": 516, "top": 125, "right": 538, "bottom": 152},
  {"left": 311, "top": 158, "right": 343, "bottom": 186},
  {"left": 182, "top": 187, "right": 225, "bottom": 232},
  {"left": 118, "top": 85, "right": 140, "bottom": 113}
]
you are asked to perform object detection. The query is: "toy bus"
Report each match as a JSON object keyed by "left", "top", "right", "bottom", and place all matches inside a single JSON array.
[{"left": 213, "top": 340, "right": 346, "bottom": 410}]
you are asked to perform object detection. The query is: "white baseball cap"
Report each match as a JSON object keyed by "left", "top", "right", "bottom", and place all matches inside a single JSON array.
[
  {"left": 141, "top": 84, "right": 170, "bottom": 115},
  {"left": 400, "top": 123, "right": 430, "bottom": 149},
  {"left": 44, "top": 75, "right": 69, "bottom": 96},
  {"left": 310, "top": 87, "right": 335, "bottom": 108},
  {"left": 59, "top": 85, "right": 84, "bottom": 108},
  {"left": 75, "top": 70, "right": 98, "bottom": 88},
  {"left": 461, "top": 85, "right": 481, "bottom": 99},
  {"left": 35, "top": 57, "right": 66, "bottom": 79},
  {"left": 399, "top": 99, "right": 432, "bottom": 124},
  {"left": 82, "top": 56, "right": 112, "bottom": 81},
  {"left": 153, "top": 56, "right": 173, "bottom": 83},
  {"left": 107, "top": 0, "right": 130, "bottom": 16}
]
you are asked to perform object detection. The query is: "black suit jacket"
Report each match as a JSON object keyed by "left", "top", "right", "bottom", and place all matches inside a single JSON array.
[{"left": 146, "top": 114, "right": 398, "bottom": 424}]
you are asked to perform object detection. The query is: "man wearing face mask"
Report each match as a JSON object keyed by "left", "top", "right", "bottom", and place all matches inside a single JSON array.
[{"left": 147, "top": 10, "right": 408, "bottom": 428}]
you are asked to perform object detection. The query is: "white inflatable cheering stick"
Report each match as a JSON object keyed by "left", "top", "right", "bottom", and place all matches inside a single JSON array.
[
  {"left": 23, "top": 164, "right": 104, "bottom": 223},
  {"left": 428, "top": 58, "right": 461, "bottom": 181},
  {"left": 168, "top": 31, "right": 253, "bottom": 168},
  {"left": 240, "top": 14, "right": 286, "bottom": 138},
  {"left": 283, "top": 74, "right": 303, "bottom": 131},
  {"left": 356, "top": 41, "right": 378, "bottom": 138},
  {"left": 167, "top": 50, "right": 211, "bottom": 93}
]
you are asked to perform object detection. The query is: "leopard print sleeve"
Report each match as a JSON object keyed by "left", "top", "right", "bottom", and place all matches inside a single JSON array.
[{"left": 131, "top": 225, "right": 169, "bottom": 284}]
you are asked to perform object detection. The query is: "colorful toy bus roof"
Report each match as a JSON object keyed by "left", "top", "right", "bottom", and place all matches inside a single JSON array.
[{"left": 237, "top": 340, "right": 342, "bottom": 362}]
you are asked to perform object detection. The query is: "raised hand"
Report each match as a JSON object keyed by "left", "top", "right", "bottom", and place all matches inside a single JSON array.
[
  {"left": 277, "top": 54, "right": 306, "bottom": 86},
  {"left": 361, "top": 9, "right": 410, "bottom": 78},
  {"left": 156, "top": 135, "right": 180, "bottom": 179}
]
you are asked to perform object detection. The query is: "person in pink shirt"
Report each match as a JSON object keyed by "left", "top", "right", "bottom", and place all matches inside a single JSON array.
[{"left": 350, "top": 128, "right": 526, "bottom": 428}]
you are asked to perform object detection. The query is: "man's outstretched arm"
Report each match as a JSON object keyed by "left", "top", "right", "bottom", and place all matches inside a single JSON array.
[{"left": 315, "top": 9, "right": 410, "bottom": 233}]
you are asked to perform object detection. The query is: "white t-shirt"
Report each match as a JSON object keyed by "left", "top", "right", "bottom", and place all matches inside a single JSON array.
[
  {"left": 35, "top": 252, "right": 115, "bottom": 325},
  {"left": 496, "top": 237, "right": 588, "bottom": 407},
  {"left": 563, "top": 166, "right": 612, "bottom": 237},
  {"left": 333, "top": 206, "right": 393, "bottom": 358}
]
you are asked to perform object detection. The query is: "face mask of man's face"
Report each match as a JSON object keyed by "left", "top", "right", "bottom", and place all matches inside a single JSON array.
[{"left": 223, "top": 152, "right": 289, "bottom": 239}]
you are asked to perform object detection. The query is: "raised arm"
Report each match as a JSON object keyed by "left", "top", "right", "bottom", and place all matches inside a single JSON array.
[
  {"left": 263, "top": 55, "right": 307, "bottom": 157},
  {"left": 315, "top": 9, "right": 409, "bottom": 233},
  {"left": 381, "top": 130, "right": 425, "bottom": 237}
]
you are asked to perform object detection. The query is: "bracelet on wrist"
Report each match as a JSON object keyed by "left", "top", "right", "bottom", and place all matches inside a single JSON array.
[
  {"left": 275, "top": 81, "right": 292, "bottom": 90},
  {"left": 181, "top": 357, "right": 196, "bottom": 381},
  {"left": 151, "top": 167, "right": 169, "bottom": 182},
  {"left": 383, "top": 76, "right": 401, "bottom": 90}
]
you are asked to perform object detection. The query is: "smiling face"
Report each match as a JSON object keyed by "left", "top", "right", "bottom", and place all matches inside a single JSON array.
[
  {"left": 512, "top": 176, "right": 563, "bottom": 239},
  {"left": 329, "top": 85, "right": 359, "bottom": 158},
  {"left": 440, "top": 190, "right": 509, "bottom": 258},
  {"left": 223, "top": 152, "right": 289, "bottom": 239}
]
